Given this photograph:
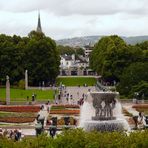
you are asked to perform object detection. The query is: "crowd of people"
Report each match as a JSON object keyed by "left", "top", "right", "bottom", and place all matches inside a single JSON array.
[{"left": 0, "top": 128, "right": 22, "bottom": 141}]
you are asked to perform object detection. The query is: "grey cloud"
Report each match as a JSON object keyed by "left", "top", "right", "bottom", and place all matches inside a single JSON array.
[
  {"left": 0, "top": 0, "right": 148, "bottom": 39},
  {"left": 0, "top": 0, "right": 148, "bottom": 15}
]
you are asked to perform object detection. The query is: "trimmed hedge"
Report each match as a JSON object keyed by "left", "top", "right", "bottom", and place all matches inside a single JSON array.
[{"left": 0, "top": 129, "right": 148, "bottom": 148}]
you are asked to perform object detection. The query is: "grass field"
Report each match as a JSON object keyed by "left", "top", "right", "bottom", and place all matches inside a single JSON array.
[
  {"left": 56, "top": 77, "right": 97, "bottom": 86},
  {"left": 0, "top": 88, "right": 54, "bottom": 101}
]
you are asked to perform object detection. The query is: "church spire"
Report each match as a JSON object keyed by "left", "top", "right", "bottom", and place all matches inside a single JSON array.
[{"left": 36, "top": 12, "right": 42, "bottom": 33}]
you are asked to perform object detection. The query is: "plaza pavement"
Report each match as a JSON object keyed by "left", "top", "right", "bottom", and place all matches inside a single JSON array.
[{"left": 60, "top": 86, "right": 96, "bottom": 104}]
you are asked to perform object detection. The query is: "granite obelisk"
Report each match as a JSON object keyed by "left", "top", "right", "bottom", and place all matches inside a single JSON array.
[
  {"left": 6, "top": 75, "right": 10, "bottom": 105},
  {"left": 25, "top": 70, "right": 28, "bottom": 90}
]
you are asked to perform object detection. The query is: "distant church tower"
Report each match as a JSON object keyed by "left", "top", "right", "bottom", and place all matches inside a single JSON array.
[{"left": 36, "top": 12, "right": 42, "bottom": 33}]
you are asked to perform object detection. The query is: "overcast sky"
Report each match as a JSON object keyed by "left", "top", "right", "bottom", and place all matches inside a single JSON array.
[{"left": 0, "top": 0, "right": 148, "bottom": 40}]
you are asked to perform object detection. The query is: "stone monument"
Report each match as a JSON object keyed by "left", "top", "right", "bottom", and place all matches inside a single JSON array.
[
  {"left": 25, "top": 70, "right": 28, "bottom": 90},
  {"left": 79, "top": 91, "right": 130, "bottom": 131},
  {"left": 91, "top": 92, "right": 116, "bottom": 120},
  {"left": 6, "top": 75, "right": 10, "bottom": 105}
]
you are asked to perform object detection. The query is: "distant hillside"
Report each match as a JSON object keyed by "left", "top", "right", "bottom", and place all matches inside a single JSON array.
[{"left": 56, "top": 35, "right": 148, "bottom": 47}]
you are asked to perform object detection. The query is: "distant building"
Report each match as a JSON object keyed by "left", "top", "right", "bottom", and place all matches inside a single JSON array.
[
  {"left": 82, "top": 44, "right": 93, "bottom": 62},
  {"left": 60, "top": 54, "right": 94, "bottom": 76}
]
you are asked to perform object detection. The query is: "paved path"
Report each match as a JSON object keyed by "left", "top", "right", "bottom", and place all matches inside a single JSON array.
[{"left": 60, "top": 86, "right": 95, "bottom": 104}]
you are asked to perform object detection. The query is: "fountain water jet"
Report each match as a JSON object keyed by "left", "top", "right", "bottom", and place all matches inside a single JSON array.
[{"left": 79, "top": 91, "right": 130, "bottom": 132}]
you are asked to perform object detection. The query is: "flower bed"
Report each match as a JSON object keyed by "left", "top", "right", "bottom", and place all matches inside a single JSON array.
[
  {"left": 0, "top": 117, "right": 35, "bottom": 123},
  {"left": 132, "top": 104, "right": 148, "bottom": 109},
  {"left": 52, "top": 104, "right": 80, "bottom": 109},
  {"left": 50, "top": 109, "right": 80, "bottom": 115},
  {"left": 132, "top": 104, "right": 148, "bottom": 114},
  {"left": 0, "top": 112, "right": 36, "bottom": 118},
  {"left": 0, "top": 106, "right": 40, "bottom": 112}
]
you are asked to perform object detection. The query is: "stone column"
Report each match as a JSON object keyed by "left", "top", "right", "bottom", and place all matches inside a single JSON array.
[
  {"left": 6, "top": 75, "right": 10, "bottom": 105},
  {"left": 42, "top": 81, "right": 45, "bottom": 90},
  {"left": 25, "top": 70, "right": 28, "bottom": 90}
]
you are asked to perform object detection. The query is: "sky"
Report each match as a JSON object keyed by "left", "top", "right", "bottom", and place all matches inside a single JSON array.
[{"left": 0, "top": 0, "right": 148, "bottom": 40}]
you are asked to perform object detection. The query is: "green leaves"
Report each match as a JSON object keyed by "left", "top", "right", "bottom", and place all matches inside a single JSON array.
[
  {"left": 1, "top": 129, "right": 148, "bottom": 148},
  {"left": 90, "top": 35, "right": 128, "bottom": 82},
  {"left": 90, "top": 35, "right": 147, "bottom": 97},
  {"left": 118, "top": 62, "right": 148, "bottom": 97},
  {"left": 0, "top": 31, "right": 60, "bottom": 86}
]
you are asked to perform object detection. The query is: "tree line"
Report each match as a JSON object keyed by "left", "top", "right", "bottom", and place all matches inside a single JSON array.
[
  {"left": 57, "top": 45, "right": 85, "bottom": 56},
  {"left": 0, "top": 31, "right": 60, "bottom": 86},
  {"left": 90, "top": 35, "right": 148, "bottom": 99}
]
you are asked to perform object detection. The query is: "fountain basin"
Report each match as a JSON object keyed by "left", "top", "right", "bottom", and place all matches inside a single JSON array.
[{"left": 83, "top": 119, "right": 128, "bottom": 132}]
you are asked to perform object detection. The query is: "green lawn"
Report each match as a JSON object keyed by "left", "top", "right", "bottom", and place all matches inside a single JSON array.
[
  {"left": 56, "top": 77, "right": 97, "bottom": 86},
  {"left": 0, "top": 88, "right": 54, "bottom": 101}
]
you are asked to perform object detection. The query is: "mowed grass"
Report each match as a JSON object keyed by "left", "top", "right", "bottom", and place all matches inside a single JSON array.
[
  {"left": 0, "top": 88, "right": 54, "bottom": 102},
  {"left": 56, "top": 77, "right": 97, "bottom": 86}
]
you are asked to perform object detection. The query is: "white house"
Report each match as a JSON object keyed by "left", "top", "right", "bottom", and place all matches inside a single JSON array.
[{"left": 59, "top": 54, "right": 94, "bottom": 76}]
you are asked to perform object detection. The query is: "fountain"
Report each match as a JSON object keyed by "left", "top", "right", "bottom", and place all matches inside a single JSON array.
[{"left": 79, "top": 91, "right": 130, "bottom": 132}]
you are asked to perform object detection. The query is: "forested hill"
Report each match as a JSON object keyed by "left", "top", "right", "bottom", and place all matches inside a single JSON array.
[{"left": 56, "top": 36, "right": 148, "bottom": 47}]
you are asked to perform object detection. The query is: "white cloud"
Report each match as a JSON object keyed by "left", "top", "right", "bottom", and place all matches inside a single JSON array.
[{"left": 0, "top": 0, "right": 148, "bottom": 39}]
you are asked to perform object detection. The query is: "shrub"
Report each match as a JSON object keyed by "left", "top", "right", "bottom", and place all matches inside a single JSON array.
[
  {"left": 0, "top": 129, "right": 148, "bottom": 148},
  {"left": 18, "top": 79, "right": 25, "bottom": 89}
]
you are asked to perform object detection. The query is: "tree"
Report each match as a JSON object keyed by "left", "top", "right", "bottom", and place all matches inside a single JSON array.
[
  {"left": 90, "top": 35, "right": 143, "bottom": 83},
  {"left": 25, "top": 31, "right": 60, "bottom": 86},
  {"left": 0, "top": 32, "right": 60, "bottom": 86},
  {"left": 0, "top": 34, "right": 25, "bottom": 84},
  {"left": 75, "top": 47, "right": 84, "bottom": 56},
  {"left": 130, "top": 81, "right": 148, "bottom": 99},
  {"left": 57, "top": 45, "right": 75, "bottom": 55},
  {"left": 136, "top": 41, "right": 148, "bottom": 51},
  {"left": 117, "top": 62, "right": 148, "bottom": 96}
]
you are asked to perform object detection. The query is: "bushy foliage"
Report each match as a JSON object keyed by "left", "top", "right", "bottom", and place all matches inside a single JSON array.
[
  {"left": 0, "top": 129, "right": 148, "bottom": 148},
  {"left": 18, "top": 79, "right": 25, "bottom": 89},
  {"left": 130, "top": 81, "right": 148, "bottom": 99},
  {"left": 90, "top": 35, "right": 143, "bottom": 83},
  {"left": 118, "top": 62, "right": 148, "bottom": 97},
  {"left": 90, "top": 35, "right": 148, "bottom": 97},
  {"left": 57, "top": 45, "right": 84, "bottom": 56},
  {"left": 0, "top": 32, "right": 60, "bottom": 86}
]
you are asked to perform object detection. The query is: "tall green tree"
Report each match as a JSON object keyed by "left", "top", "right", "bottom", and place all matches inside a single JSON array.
[
  {"left": 0, "top": 32, "right": 60, "bottom": 86},
  {"left": 25, "top": 31, "right": 60, "bottom": 86},
  {"left": 117, "top": 62, "right": 148, "bottom": 96},
  {"left": 0, "top": 34, "right": 25, "bottom": 84},
  {"left": 90, "top": 35, "right": 143, "bottom": 83}
]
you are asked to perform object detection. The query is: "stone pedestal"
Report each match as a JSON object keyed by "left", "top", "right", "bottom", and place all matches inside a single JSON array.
[{"left": 6, "top": 75, "right": 10, "bottom": 105}]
